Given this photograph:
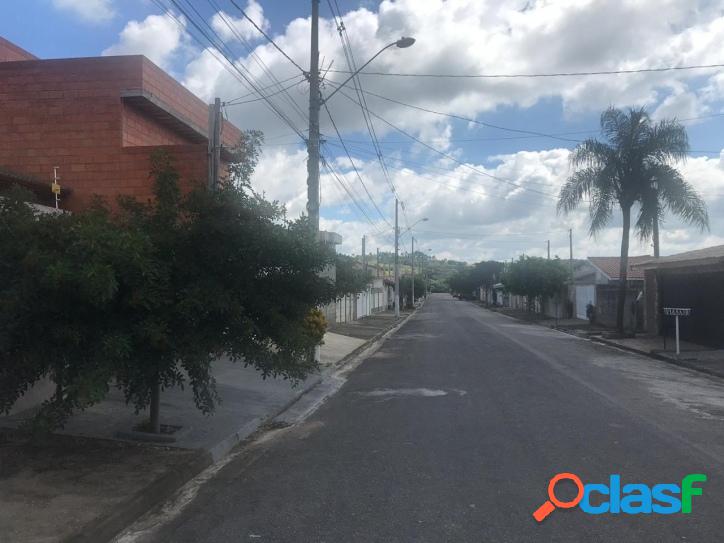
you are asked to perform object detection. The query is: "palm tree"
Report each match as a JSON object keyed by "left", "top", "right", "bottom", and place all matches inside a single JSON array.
[{"left": 558, "top": 107, "right": 709, "bottom": 334}]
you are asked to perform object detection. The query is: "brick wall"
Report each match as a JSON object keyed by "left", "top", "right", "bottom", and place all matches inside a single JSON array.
[
  {"left": 139, "top": 57, "right": 241, "bottom": 148},
  {"left": 122, "top": 102, "right": 193, "bottom": 147},
  {"left": 0, "top": 53, "right": 242, "bottom": 211},
  {"left": 0, "top": 36, "right": 37, "bottom": 62}
]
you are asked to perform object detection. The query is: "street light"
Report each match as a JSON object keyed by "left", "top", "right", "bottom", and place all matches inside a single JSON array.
[
  {"left": 307, "top": 21, "right": 415, "bottom": 231},
  {"left": 322, "top": 37, "right": 417, "bottom": 105},
  {"left": 394, "top": 215, "right": 427, "bottom": 317},
  {"left": 399, "top": 217, "right": 428, "bottom": 239}
]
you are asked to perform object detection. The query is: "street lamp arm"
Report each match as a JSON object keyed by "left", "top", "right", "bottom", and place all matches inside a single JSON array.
[
  {"left": 399, "top": 217, "right": 429, "bottom": 238},
  {"left": 321, "top": 38, "right": 414, "bottom": 104}
]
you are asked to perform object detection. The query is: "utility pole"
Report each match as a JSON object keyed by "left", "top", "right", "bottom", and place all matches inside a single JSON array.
[
  {"left": 394, "top": 198, "right": 400, "bottom": 317},
  {"left": 547, "top": 240, "right": 550, "bottom": 260},
  {"left": 569, "top": 228, "right": 573, "bottom": 278},
  {"left": 376, "top": 248, "right": 380, "bottom": 277},
  {"left": 652, "top": 180, "right": 660, "bottom": 258},
  {"left": 411, "top": 236, "right": 415, "bottom": 306},
  {"left": 208, "top": 97, "right": 222, "bottom": 190},
  {"left": 306, "top": 0, "right": 321, "bottom": 231},
  {"left": 421, "top": 250, "right": 426, "bottom": 298},
  {"left": 51, "top": 166, "right": 61, "bottom": 209},
  {"left": 362, "top": 235, "right": 366, "bottom": 272}
]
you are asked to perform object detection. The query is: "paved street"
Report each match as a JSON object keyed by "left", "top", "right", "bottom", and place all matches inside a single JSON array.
[{"left": 129, "top": 294, "right": 724, "bottom": 542}]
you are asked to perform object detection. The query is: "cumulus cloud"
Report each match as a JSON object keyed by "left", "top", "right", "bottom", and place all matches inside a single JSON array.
[
  {"left": 210, "top": 1, "right": 270, "bottom": 42},
  {"left": 117, "top": 0, "right": 724, "bottom": 260},
  {"left": 52, "top": 0, "right": 114, "bottom": 22},
  {"left": 177, "top": 0, "right": 724, "bottom": 146},
  {"left": 102, "top": 13, "right": 186, "bottom": 69},
  {"left": 251, "top": 140, "right": 724, "bottom": 261}
]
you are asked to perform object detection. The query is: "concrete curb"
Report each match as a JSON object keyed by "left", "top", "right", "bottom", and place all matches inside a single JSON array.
[
  {"left": 335, "top": 306, "right": 419, "bottom": 370},
  {"left": 66, "top": 374, "right": 325, "bottom": 543},
  {"left": 74, "top": 308, "right": 418, "bottom": 543},
  {"left": 474, "top": 302, "right": 724, "bottom": 381},
  {"left": 274, "top": 306, "right": 420, "bottom": 426},
  {"left": 65, "top": 452, "right": 210, "bottom": 543}
]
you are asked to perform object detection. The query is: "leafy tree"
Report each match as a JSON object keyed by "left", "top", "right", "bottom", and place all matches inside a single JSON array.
[
  {"left": 113, "top": 151, "right": 335, "bottom": 433},
  {"left": 448, "top": 268, "right": 476, "bottom": 298},
  {"left": 501, "top": 256, "right": 568, "bottom": 312},
  {"left": 558, "top": 107, "right": 708, "bottom": 333},
  {"left": 227, "top": 129, "right": 264, "bottom": 187},
  {"left": 399, "top": 275, "right": 425, "bottom": 307},
  {"left": 335, "top": 254, "right": 371, "bottom": 298},
  {"left": 0, "top": 190, "right": 143, "bottom": 432},
  {"left": 1, "top": 152, "right": 335, "bottom": 434},
  {"left": 448, "top": 260, "right": 503, "bottom": 299}
]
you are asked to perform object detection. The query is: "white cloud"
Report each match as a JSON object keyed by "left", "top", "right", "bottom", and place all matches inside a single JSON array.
[
  {"left": 251, "top": 141, "right": 724, "bottom": 261},
  {"left": 210, "top": 1, "right": 269, "bottom": 42},
  {"left": 102, "top": 13, "right": 185, "bottom": 69},
  {"left": 131, "top": 0, "right": 724, "bottom": 261},
  {"left": 177, "top": 0, "right": 724, "bottom": 148},
  {"left": 52, "top": 0, "right": 114, "bottom": 22}
]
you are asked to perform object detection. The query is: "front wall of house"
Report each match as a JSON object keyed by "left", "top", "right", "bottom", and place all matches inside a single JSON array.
[{"left": 658, "top": 266, "right": 724, "bottom": 348}]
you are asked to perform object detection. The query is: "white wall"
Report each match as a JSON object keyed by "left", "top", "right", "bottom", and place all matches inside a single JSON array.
[{"left": 336, "top": 279, "right": 389, "bottom": 323}]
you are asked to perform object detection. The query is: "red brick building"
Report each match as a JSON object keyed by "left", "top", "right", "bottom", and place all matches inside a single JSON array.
[{"left": 0, "top": 37, "right": 242, "bottom": 211}]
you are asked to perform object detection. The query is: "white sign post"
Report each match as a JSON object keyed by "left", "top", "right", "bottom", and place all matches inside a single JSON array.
[{"left": 663, "top": 307, "right": 692, "bottom": 355}]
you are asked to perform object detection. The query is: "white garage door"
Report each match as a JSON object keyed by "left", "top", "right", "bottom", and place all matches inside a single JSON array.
[{"left": 576, "top": 285, "right": 596, "bottom": 320}]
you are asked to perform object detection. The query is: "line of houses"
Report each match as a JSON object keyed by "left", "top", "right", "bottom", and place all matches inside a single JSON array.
[
  {"left": 481, "top": 246, "right": 724, "bottom": 349},
  {"left": 326, "top": 261, "right": 405, "bottom": 325}
]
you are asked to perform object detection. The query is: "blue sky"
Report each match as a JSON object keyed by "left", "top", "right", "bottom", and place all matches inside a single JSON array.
[{"left": 3, "top": 0, "right": 724, "bottom": 260}]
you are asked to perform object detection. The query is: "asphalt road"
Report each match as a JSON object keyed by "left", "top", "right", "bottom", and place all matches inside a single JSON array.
[{"left": 139, "top": 294, "right": 724, "bottom": 542}]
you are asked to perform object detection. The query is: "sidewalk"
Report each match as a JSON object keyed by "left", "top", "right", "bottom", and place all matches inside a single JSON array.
[
  {"left": 590, "top": 334, "right": 724, "bottom": 379},
  {"left": 477, "top": 303, "right": 724, "bottom": 379},
  {"left": 0, "top": 310, "right": 410, "bottom": 543},
  {"left": 481, "top": 304, "right": 607, "bottom": 335}
]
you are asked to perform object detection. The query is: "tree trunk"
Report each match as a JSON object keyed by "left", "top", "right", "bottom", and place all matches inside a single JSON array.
[
  {"left": 616, "top": 204, "right": 632, "bottom": 334},
  {"left": 653, "top": 214, "right": 660, "bottom": 258},
  {"left": 54, "top": 363, "right": 63, "bottom": 405},
  {"left": 149, "top": 376, "right": 161, "bottom": 434}
]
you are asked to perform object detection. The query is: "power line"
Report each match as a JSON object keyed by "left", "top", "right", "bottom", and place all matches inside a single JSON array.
[
  {"left": 323, "top": 140, "right": 557, "bottom": 192},
  {"left": 225, "top": 76, "right": 305, "bottom": 106},
  {"left": 323, "top": 103, "right": 391, "bottom": 226},
  {"left": 330, "top": 129, "right": 598, "bottom": 145},
  {"left": 208, "top": 0, "right": 308, "bottom": 124},
  {"left": 160, "top": 0, "right": 307, "bottom": 141},
  {"left": 325, "top": 0, "right": 402, "bottom": 204},
  {"left": 253, "top": 113, "right": 724, "bottom": 147},
  {"left": 326, "top": 82, "right": 559, "bottom": 199},
  {"left": 224, "top": 74, "right": 304, "bottom": 104},
  {"left": 326, "top": 82, "right": 582, "bottom": 143},
  {"left": 228, "top": 0, "right": 307, "bottom": 75},
  {"left": 326, "top": 62, "right": 724, "bottom": 79},
  {"left": 320, "top": 155, "right": 390, "bottom": 237}
]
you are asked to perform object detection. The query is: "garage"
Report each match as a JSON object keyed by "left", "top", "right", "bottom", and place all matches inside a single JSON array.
[{"left": 637, "top": 245, "right": 724, "bottom": 348}]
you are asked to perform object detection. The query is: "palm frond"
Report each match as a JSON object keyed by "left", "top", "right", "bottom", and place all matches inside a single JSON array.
[
  {"left": 634, "top": 183, "right": 663, "bottom": 242},
  {"left": 570, "top": 139, "right": 616, "bottom": 170},
  {"left": 653, "top": 164, "right": 710, "bottom": 231},
  {"left": 588, "top": 182, "right": 616, "bottom": 236},
  {"left": 645, "top": 119, "right": 689, "bottom": 165},
  {"left": 600, "top": 107, "right": 629, "bottom": 147},
  {"left": 557, "top": 167, "right": 597, "bottom": 214}
]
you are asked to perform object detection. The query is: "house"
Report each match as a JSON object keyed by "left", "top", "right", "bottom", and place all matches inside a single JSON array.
[
  {"left": 334, "top": 262, "right": 394, "bottom": 324},
  {"left": 635, "top": 245, "right": 724, "bottom": 348},
  {"left": 0, "top": 36, "right": 241, "bottom": 210},
  {"left": 572, "top": 256, "right": 650, "bottom": 328}
]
